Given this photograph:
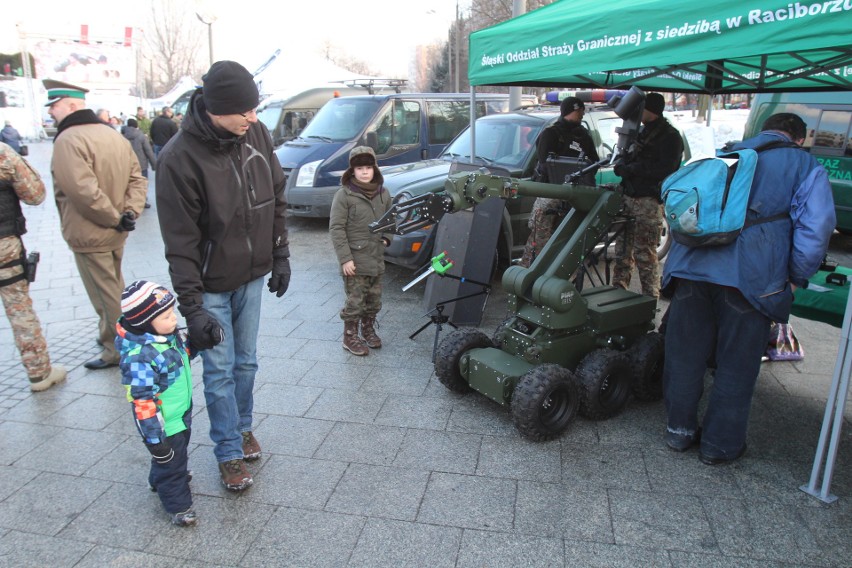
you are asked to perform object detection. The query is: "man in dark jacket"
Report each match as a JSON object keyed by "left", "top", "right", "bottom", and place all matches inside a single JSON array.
[
  {"left": 661, "top": 113, "right": 835, "bottom": 464},
  {"left": 156, "top": 61, "right": 290, "bottom": 492},
  {"left": 612, "top": 92, "right": 683, "bottom": 299},
  {"left": 520, "top": 96, "right": 599, "bottom": 267},
  {"left": 149, "top": 106, "right": 178, "bottom": 157}
]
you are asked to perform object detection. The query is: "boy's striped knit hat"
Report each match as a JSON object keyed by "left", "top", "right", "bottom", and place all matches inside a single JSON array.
[{"left": 121, "top": 280, "right": 175, "bottom": 328}]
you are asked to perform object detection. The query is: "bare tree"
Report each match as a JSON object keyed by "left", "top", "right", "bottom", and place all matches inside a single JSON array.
[
  {"left": 320, "top": 41, "right": 382, "bottom": 77},
  {"left": 140, "top": 0, "right": 204, "bottom": 96}
]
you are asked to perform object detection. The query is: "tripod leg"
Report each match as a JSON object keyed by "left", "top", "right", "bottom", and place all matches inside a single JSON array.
[
  {"left": 431, "top": 322, "right": 443, "bottom": 362},
  {"left": 409, "top": 319, "right": 433, "bottom": 340}
]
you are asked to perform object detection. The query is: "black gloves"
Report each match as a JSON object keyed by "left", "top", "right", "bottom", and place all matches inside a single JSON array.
[
  {"left": 146, "top": 441, "right": 174, "bottom": 464},
  {"left": 115, "top": 211, "right": 137, "bottom": 232},
  {"left": 268, "top": 247, "right": 291, "bottom": 297},
  {"left": 614, "top": 164, "right": 626, "bottom": 177},
  {"left": 185, "top": 308, "right": 225, "bottom": 351}
]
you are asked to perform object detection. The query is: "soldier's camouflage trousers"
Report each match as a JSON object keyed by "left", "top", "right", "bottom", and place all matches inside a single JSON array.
[
  {"left": 340, "top": 274, "right": 383, "bottom": 321},
  {"left": 612, "top": 195, "right": 663, "bottom": 299},
  {"left": 520, "top": 197, "right": 566, "bottom": 268},
  {"left": 0, "top": 236, "right": 50, "bottom": 381}
]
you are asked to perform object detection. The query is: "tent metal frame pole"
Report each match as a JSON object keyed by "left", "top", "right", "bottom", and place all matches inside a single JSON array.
[{"left": 800, "top": 283, "right": 852, "bottom": 504}]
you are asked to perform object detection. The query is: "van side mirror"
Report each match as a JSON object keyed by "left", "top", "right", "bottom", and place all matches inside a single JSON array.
[{"left": 366, "top": 131, "right": 379, "bottom": 151}]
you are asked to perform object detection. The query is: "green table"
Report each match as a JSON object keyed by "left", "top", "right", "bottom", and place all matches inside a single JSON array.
[{"left": 791, "top": 266, "right": 851, "bottom": 328}]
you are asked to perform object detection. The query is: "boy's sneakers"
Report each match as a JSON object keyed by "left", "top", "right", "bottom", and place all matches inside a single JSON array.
[
  {"left": 170, "top": 509, "right": 197, "bottom": 527},
  {"left": 219, "top": 459, "right": 253, "bottom": 491},
  {"left": 241, "top": 431, "right": 261, "bottom": 461},
  {"left": 30, "top": 366, "right": 67, "bottom": 392}
]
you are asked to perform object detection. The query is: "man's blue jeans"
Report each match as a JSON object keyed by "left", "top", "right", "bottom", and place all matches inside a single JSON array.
[
  {"left": 201, "top": 277, "right": 263, "bottom": 463},
  {"left": 663, "top": 279, "right": 771, "bottom": 459}
]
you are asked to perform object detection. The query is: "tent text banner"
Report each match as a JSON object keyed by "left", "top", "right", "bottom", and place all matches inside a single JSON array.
[{"left": 468, "top": 0, "right": 852, "bottom": 93}]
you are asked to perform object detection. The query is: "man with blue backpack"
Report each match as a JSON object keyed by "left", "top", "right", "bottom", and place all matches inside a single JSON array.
[{"left": 661, "top": 113, "right": 835, "bottom": 465}]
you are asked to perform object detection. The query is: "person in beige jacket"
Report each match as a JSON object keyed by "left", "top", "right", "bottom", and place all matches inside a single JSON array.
[
  {"left": 45, "top": 80, "right": 148, "bottom": 369},
  {"left": 329, "top": 146, "right": 394, "bottom": 356}
]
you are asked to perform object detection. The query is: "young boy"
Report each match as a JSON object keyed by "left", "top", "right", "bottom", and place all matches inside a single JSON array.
[
  {"left": 116, "top": 280, "right": 199, "bottom": 526},
  {"left": 329, "top": 146, "right": 394, "bottom": 356}
]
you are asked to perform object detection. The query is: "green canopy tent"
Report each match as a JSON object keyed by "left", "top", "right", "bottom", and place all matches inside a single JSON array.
[
  {"left": 468, "top": 0, "right": 852, "bottom": 93},
  {"left": 467, "top": 0, "right": 852, "bottom": 504}
]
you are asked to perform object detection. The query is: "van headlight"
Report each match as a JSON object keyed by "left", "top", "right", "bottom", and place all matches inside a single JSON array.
[{"left": 295, "top": 160, "right": 322, "bottom": 187}]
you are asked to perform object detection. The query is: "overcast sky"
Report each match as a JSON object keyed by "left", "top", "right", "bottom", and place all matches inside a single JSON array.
[{"left": 4, "top": 0, "right": 469, "bottom": 78}]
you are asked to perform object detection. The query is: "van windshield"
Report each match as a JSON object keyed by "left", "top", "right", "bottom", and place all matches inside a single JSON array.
[{"left": 298, "top": 98, "right": 382, "bottom": 141}]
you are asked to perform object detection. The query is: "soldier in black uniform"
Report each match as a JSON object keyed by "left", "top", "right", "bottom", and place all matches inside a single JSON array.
[{"left": 520, "top": 96, "right": 599, "bottom": 267}]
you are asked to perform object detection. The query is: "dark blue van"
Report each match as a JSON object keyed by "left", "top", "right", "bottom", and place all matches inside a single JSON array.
[{"left": 275, "top": 93, "right": 536, "bottom": 217}]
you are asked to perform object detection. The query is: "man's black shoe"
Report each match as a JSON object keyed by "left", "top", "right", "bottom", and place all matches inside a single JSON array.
[
  {"left": 665, "top": 428, "right": 701, "bottom": 452},
  {"left": 699, "top": 444, "right": 747, "bottom": 465},
  {"left": 84, "top": 358, "right": 118, "bottom": 370}
]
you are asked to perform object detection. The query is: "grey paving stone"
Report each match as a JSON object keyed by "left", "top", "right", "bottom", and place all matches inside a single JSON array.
[
  {"left": 0, "top": 465, "right": 39, "bottom": 501},
  {"left": 561, "top": 442, "right": 652, "bottom": 491},
  {"left": 251, "top": 382, "right": 323, "bottom": 417},
  {"left": 0, "top": 420, "right": 63, "bottom": 466},
  {"left": 306, "top": 389, "right": 389, "bottom": 425},
  {"left": 253, "top": 414, "right": 335, "bottom": 458},
  {"left": 57, "top": 482, "right": 168, "bottom": 550},
  {"left": 0, "top": 529, "right": 93, "bottom": 567},
  {"left": 418, "top": 472, "right": 516, "bottom": 531},
  {"left": 644, "top": 447, "right": 744, "bottom": 499},
  {"left": 255, "top": 334, "right": 308, "bottom": 360},
  {"left": 515, "top": 480, "right": 614, "bottom": 541},
  {"left": 2, "top": 389, "right": 82, "bottom": 424},
  {"left": 325, "top": 462, "right": 429, "bottom": 521},
  {"left": 257, "top": 316, "right": 301, "bottom": 338},
  {"left": 298, "top": 360, "right": 373, "bottom": 390},
  {"left": 456, "top": 528, "right": 565, "bottom": 568},
  {"left": 255, "top": 355, "right": 315, "bottom": 385},
  {"left": 0, "top": 472, "right": 109, "bottom": 535},
  {"left": 348, "top": 517, "right": 462, "bottom": 568},
  {"left": 242, "top": 507, "right": 365, "bottom": 568},
  {"left": 563, "top": 540, "right": 673, "bottom": 568},
  {"left": 477, "top": 435, "right": 562, "bottom": 483},
  {"left": 83, "top": 437, "right": 161, "bottom": 486},
  {"left": 73, "top": 545, "right": 183, "bottom": 568},
  {"left": 667, "top": 550, "right": 789, "bottom": 567},
  {"left": 287, "top": 320, "right": 344, "bottom": 341},
  {"left": 144, "top": 494, "right": 276, "bottom": 564},
  {"left": 314, "top": 422, "right": 406, "bottom": 466},
  {"left": 13, "top": 428, "right": 126, "bottom": 476},
  {"left": 291, "top": 338, "right": 355, "bottom": 364},
  {"left": 608, "top": 488, "right": 719, "bottom": 554},
  {"left": 359, "top": 366, "right": 433, "bottom": 397},
  {"left": 391, "top": 429, "right": 482, "bottom": 474},
  {"left": 40, "top": 393, "right": 127, "bottom": 431},
  {"left": 243, "top": 454, "right": 347, "bottom": 508},
  {"left": 445, "top": 395, "right": 517, "bottom": 437},
  {"left": 703, "top": 496, "right": 828, "bottom": 566},
  {"left": 373, "top": 394, "right": 453, "bottom": 430}
]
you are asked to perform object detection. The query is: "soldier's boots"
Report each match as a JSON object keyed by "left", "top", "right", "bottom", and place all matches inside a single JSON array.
[
  {"left": 343, "top": 320, "right": 369, "bottom": 356},
  {"left": 30, "top": 365, "right": 67, "bottom": 392},
  {"left": 360, "top": 316, "right": 382, "bottom": 349}
]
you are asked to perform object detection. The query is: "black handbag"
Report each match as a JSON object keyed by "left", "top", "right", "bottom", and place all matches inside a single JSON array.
[{"left": 19, "top": 145, "right": 28, "bottom": 156}]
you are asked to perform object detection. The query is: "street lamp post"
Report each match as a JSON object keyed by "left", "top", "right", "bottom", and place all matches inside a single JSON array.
[{"left": 196, "top": 12, "right": 216, "bottom": 67}]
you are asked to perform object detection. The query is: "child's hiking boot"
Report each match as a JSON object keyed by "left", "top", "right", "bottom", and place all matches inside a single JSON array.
[
  {"left": 218, "top": 459, "right": 253, "bottom": 491},
  {"left": 170, "top": 508, "right": 197, "bottom": 527},
  {"left": 360, "top": 316, "right": 382, "bottom": 349},
  {"left": 241, "top": 431, "right": 261, "bottom": 461},
  {"left": 343, "top": 320, "right": 368, "bottom": 356}
]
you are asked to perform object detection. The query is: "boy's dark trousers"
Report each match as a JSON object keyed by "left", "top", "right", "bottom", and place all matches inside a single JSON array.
[{"left": 149, "top": 428, "right": 193, "bottom": 514}]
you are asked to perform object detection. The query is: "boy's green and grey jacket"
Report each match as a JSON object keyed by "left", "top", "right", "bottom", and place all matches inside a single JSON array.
[
  {"left": 329, "top": 182, "right": 394, "bottom": 276},
  {"left": 115, "top": 319, "right": 194, "bottom": 445}
]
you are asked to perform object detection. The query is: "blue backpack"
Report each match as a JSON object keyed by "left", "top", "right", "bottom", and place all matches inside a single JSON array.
[{"left": 661, "top": 140, "right": 799, "bottom": 247}]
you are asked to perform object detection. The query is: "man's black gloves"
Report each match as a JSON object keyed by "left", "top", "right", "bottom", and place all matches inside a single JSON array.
[
  {"left": 185, "top": 308, "right": 225, "bottom": 351},
  {"left": 115, "top": 211, "right": 137, "bottom": 232},
  {"left": 145, "top": 441, "right": 174, "bottom": 464},
  {"left": 268, "top": 247, "right": 291, "bottom": 297}
]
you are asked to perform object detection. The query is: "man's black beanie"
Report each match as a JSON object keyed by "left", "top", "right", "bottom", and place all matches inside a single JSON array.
[{"left": 202, "top": 61, "right": 259, "bottom": 115}]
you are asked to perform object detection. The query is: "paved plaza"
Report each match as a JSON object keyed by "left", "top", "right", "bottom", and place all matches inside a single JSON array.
[{"left": 0, "top": 140, "right": 851, "bottom": 567}]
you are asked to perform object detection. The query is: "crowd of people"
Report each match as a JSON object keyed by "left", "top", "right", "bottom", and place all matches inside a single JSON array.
[{"left": 0, "top": 61, "right": 837, "bottom": 527}]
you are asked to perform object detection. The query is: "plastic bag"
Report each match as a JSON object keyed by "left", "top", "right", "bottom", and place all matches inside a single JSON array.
[{"left": 765, "top": 322, "right": 804, "bottom": 361}]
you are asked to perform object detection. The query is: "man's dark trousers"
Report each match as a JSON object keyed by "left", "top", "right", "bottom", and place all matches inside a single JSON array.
[{"left": 663, "top": 279, "right": 772, "bottom": 460}]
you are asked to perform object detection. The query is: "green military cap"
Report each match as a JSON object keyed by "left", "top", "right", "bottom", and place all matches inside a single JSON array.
[{"left": 43, "top": 79, "right": 89, "bottom": 106}]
